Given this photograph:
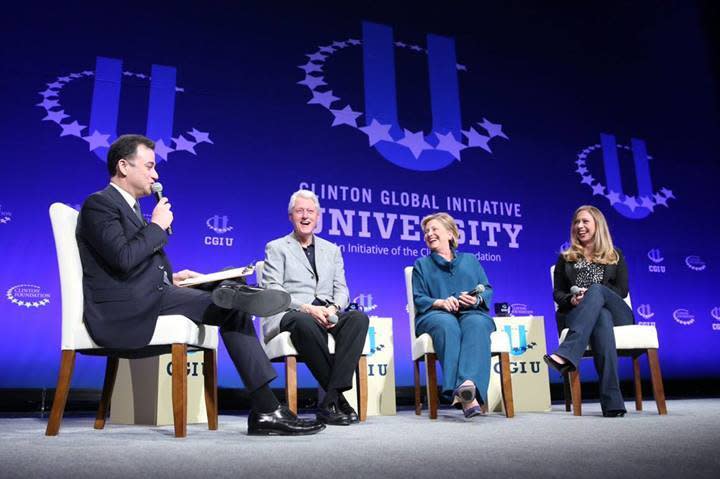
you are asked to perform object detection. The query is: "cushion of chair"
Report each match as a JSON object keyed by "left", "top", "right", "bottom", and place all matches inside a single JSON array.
[
  {"left": 412, "top": 331, "right": 510, "bottom": 361},
  {"left": 263, "top": 330, "right": 371, "bottom": 361},
  {"left": 70, "top": 315, "right": 218, "bottom": 350},
  {"left": 558, "top": 324, "right": 659, "bottom": 350},
  {"left": 148, "top": 315, "right": 219, "bottom": 349}
]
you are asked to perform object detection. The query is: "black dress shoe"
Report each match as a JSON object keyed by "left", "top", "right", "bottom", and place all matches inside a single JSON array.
[
  {"left": 543, "top": 354, "right": 574, "bottom": 374},
  {"left": 212, "top": 282, "right": 291, "bottom": 317},
  {"left": 337, "top": 397, "right": 359, "bottom": 423},
  {"left": 247, "top": 405, "right": 325, "bottom": 436},
  {"left": 316, "top": 403, "right": 352, "bottom": 426},
  {"left": 602, "top": 410, "right": 627, "bottom": 418}
]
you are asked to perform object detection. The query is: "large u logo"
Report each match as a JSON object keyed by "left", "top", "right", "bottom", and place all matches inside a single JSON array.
[
  {"left": 89, "top": 57, "right": 176, "bottom": 162},
  {"left": 363, "top": 22, "right": 462, "bottom": 171},
  {"left": 600, "top": 134, "right": 655, "bottom": 219}
]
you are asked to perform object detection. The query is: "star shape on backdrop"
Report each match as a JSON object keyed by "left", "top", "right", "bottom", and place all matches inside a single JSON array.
[
  {"left": 329, "top": 105, "right": 363, "bottom": 127},
  {"left": 435, "top": 132, "right": 466, "bottom": 160},
  {"left": 359, "top": 119, "right": 393, "bottom": 146},
  {"left": 397, "top": 129, "right": 432, "bottom": 159}
]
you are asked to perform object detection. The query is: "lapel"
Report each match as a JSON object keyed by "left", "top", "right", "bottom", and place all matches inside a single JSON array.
[
  {"left": 285, "top": 233, "right": 314, "bottom": 275},
  {"left": 103, "top": 185, "right": 144, "bottom": 229}
]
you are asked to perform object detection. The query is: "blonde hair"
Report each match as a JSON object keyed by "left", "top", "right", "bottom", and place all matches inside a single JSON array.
[
  {"left": 421, "top": 212, "right": 459, "bottom": 249},
  {"left": 562, "top": 205, "right": 618, "bottom": 264}
]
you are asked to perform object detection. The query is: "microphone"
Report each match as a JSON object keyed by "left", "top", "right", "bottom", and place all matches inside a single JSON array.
[
  {"left": 151, "top": 182, "right": 172, "bottom": 235},
  {"left": 468, "top": 284, "right": 486, "bottom": 297},
  {"left": 570, "top": 286, "right": 583, "bottom": 296},
  {"left": 327, "top": 313, "right": 339, "bottom": 324}
]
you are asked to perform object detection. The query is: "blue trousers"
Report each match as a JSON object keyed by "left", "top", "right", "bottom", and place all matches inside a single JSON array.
[
  {"left": 557, "top": 284, "right": 634, "bottom": 412},
  {"left": 416, "top": 311, "right": 495, "bottom": 403}
]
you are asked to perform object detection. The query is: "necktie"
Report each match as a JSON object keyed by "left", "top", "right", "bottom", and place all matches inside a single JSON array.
[{"left": 133, "top": 202, "right": 144, "bottom": 224}]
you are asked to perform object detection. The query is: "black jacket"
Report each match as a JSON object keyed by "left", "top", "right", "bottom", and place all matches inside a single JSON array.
[
  {"left": 552, "top": 248, "right": 629, "bottom": 329},
  {"left": 76, "top": 185, "right": 173, "bottom": 349}
]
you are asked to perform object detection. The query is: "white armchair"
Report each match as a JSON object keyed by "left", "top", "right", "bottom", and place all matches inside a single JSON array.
[
  {"left": 550, "top": 265, "right": 667, "bottom": 415},
  {"left": 45, "top": 203, "right": 220, "bottom": 438},
  {"left": 255, "top": 261, "right": 370, "bottom": 421},
  {"left": 404, "top": 266, "right": 515, "bottom": 419}
]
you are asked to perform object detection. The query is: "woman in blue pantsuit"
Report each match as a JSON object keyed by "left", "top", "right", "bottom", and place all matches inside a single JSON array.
[
  {"left": 544, "top": 205, "right": 634, "bottom": 417},
  {"left": 412, "top": 213, "right": 495, "bottom": 418}
]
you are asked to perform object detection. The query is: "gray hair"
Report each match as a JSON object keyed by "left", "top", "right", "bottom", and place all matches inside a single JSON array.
[{"left": 288, "top": 189, "right": 321, "bottom": 214}]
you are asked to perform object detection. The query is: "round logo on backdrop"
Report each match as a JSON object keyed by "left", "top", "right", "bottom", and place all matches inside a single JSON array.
[
  {"left": 684, "top": 255, "right": 706, "bottom": 271},
  {"left": 672, "top": 308, "right": 695, "bottom": 326},
  {"left": 0, "top": 204, "right": 12, "bottom": 224},
  {"left": 6, "top": 284, "right": 51, "bottom": 308}
]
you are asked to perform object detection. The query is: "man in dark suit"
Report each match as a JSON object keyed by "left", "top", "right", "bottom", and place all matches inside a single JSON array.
[{"left": 77, "top": 134, "right": 323, "bottom": 436}]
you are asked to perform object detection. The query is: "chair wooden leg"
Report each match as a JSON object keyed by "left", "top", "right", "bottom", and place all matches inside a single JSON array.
[
  {"left": 45, "top": 350, "right": 76, "bottom": 436},
  {"left": 425, "top": 353, "right": 439, "bottom": 420},
  {"left": 647, "top": 349, "right": 667, "bottom": 415},
  {"left": 633, "top": 355, "right": 643, "bottom": 411},
  {"left": 171, "top": 344, "right": 187, "bottom": 438},
  {"left": 413, "top": 359, "right": 422, "bottom": 415},
  {"left": 563, "top": 375, "right": 572, "bottom": 412},
  {"left": 499, "top": 352, "right": 515, "bottom": 418},
  {"left": 203, "top": 349, "right": 218, "bottom": 430},
  {"left": 357, "top": 355, "right": 368, "bottom": 422},
  {"left": 569, "top": 370, "right": 582, "bottom": 416},
  {"left": 94, "top": 357, "right": 118, "bottom": 429},
  {"left": 285, "top": 356, "right": 298, "bottom": 414}
]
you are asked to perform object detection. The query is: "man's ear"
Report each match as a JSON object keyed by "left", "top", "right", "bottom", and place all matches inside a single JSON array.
[{"left": 116, "top": 159, "right": 127, "bottom": 176}]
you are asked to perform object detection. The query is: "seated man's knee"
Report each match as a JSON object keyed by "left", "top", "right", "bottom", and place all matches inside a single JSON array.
[{"left": 344, "top": 310, "right": 369, "bottom": 331}]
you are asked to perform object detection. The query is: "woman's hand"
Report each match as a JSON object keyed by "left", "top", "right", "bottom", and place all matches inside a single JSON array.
[
  {"left": 458, "top": 292, "right": 478, "bottom": 309},
  {"left": 570, "top": 288, "right": 587, "bottom": 306},
  {"left": 433, "top": 296, "right": 460, "bottom": 312}
]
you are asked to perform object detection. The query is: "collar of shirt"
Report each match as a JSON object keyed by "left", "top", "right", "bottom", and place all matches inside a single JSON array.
[{"left": 109, "top": 182, "right": 138, "bottom": 210}]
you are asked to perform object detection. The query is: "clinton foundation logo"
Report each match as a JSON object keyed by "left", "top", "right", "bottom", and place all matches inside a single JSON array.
[
  {"left": 6, "top": 284, "right": 50, "bottom": 308},
  {"left": 0, "top": 204, "right": 12, "bottom": 224},
  {"left": 672, "top": 308, "right": 695, "bottom": 326},
  {"left": 297, "top": 21, "right": 508, "bottom": 172},
  {"left": 647, "top": 249, "right": 666, "bottom": 273},
  {"left": 575, "top": 134, "right": 675, "bottom": 219},
  {"left": 204, "top": 215, "right": 234, "bottom": 247},
  {"left": 37, "top": 56, "right": 213, "bottom": 164},
  {"left": 684, "top": 255, "right": 706, "bottom": 272}
]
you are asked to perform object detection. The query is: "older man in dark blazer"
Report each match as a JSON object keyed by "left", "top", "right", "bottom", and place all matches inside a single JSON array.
[
  {"left": 261, "top": 189, "right": 369, "bottom": 426},
  {"left": 76, "top": 134, "right": 323, "bottom": 436}
]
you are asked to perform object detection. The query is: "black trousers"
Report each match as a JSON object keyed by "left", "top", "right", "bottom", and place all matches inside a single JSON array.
[
  {"left": 280, "top": 310, "right": 369, "bottom": 393},
  {"left": 159, "top": 286, "right": 277, "bottom": 392}
]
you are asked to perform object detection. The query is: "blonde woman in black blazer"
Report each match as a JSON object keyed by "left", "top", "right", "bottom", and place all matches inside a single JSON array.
[{"left": 545, "top": 205, "right": 634, "bottom": 417}]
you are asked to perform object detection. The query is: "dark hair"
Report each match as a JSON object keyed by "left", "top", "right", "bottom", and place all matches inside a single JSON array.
[{"left": 107, "top": 134, "right": 155, "bottom": 176}]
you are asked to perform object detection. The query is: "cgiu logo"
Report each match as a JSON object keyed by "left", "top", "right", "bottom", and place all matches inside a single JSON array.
[
  {"left": 685, "top": 255, "right": 706, "bottom": 272},
  {"left": 647, "top": 249, "right": 664, "bottom": 264},
  {"left": 503, "top": 325, "right": 527, "bottom": 356},
  {"left": 37, "top": 56, "right": 213, "bottom": 163},
  {"left": 297, "top": 22, "right": 508, "bottom": 172},
  {"left": 636, "top": 304, "right": 655, "bottom": 320},
  {"left": 204, "top": 215, "right": 234, "bottom": 247},
  {"left": 575, "top": 134, "right": 675, "bottom": 219},
  {"left": 352, "top": 293, "right": 378, "bottom": 312},
  {"left": 672, "top": 308, "right": 695, "bottom": 326},
  {"left": 712, "top": 307, "right": 720, "bottom": 331},
  {"left": 647, "top": 249, "right": 666, "bottom": 273}
]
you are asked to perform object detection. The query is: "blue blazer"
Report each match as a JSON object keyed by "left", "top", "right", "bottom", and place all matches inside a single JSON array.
[{"left": 76, "top": 185, "right": 172, "bottom": 349}]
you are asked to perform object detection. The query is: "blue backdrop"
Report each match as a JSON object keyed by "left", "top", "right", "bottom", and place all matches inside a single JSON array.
[{"left": 1, "top": 2, "right": 718, "bottom": 390}]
